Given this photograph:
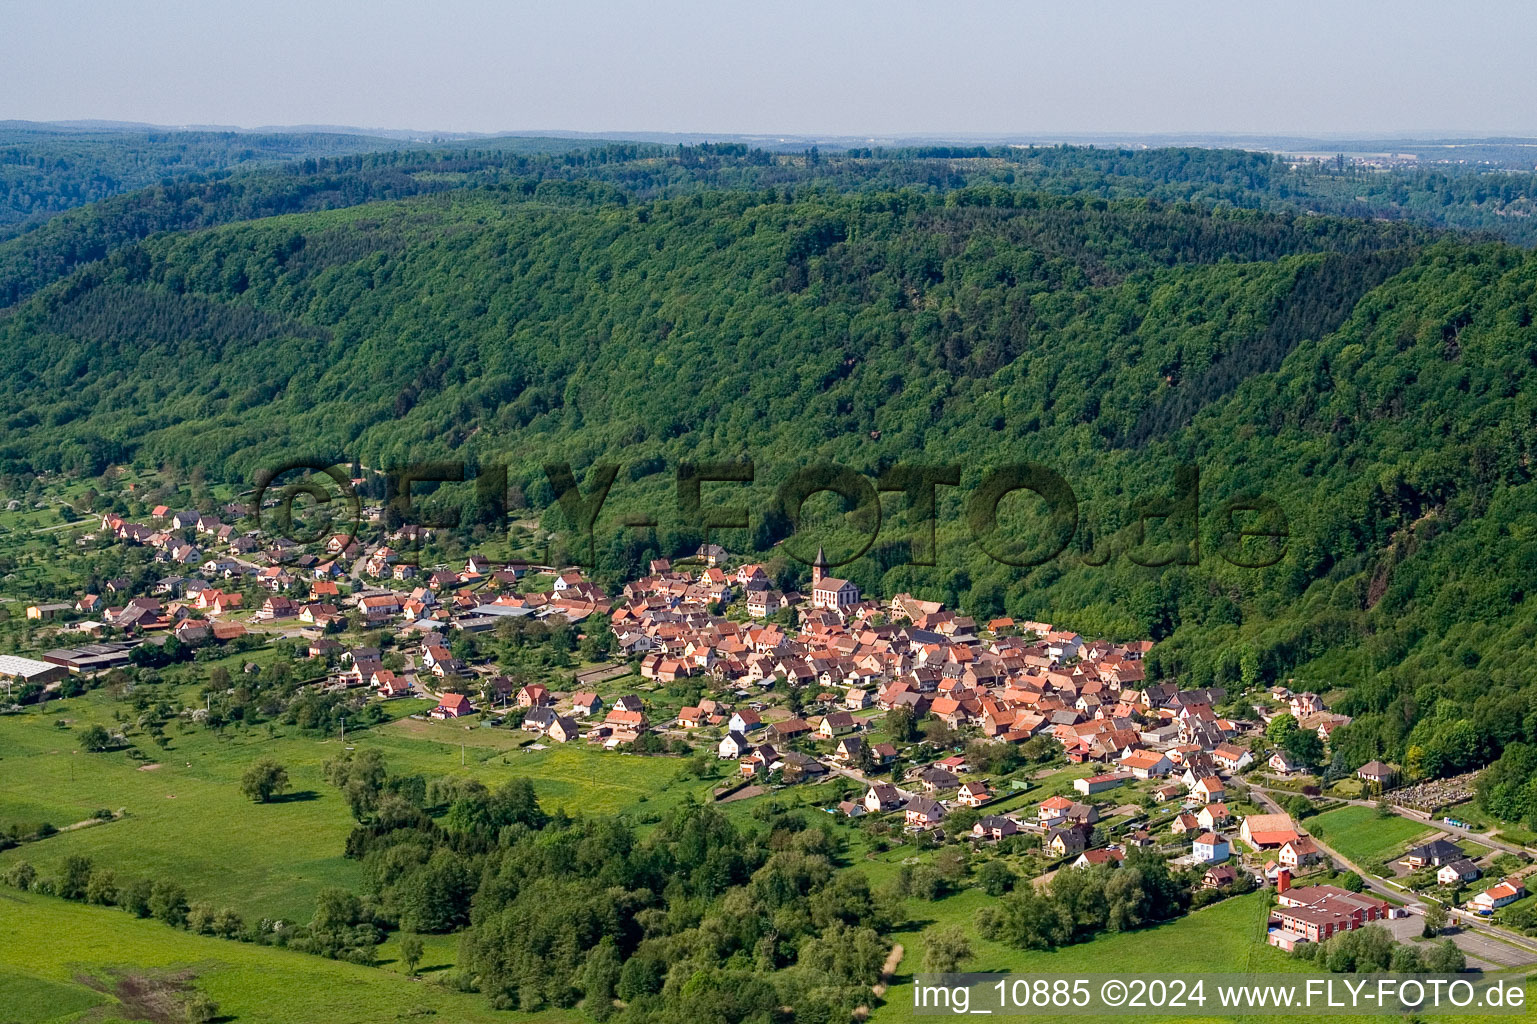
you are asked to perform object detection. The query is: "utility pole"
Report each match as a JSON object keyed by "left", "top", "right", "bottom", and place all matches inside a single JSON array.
[{"left": 340, "top": 717, "right": 345, "bottom": 746}]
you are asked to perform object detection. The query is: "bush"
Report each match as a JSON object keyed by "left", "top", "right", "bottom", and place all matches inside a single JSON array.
[
  {"left": 923, "top": 925, "right": 973, "bottom": 974},
  {"left": 150, "top": 880, "right": 190, "bottom": 927},
  {"left": 4, "top": 860, "right": 36, "bottom": 891},
  {"left": 239, "top": 758, "right": 290, "bottom": 803},
  {"left": 1189, "top": 887, "right": 1223, "bottom": 909},
  {"left": 186, "top": 901, "right": 218, "bottom": 934},
  {"left": 121, "top": 878, "right": 154, "bottom": 917},
  {"left": 1491, "top": 853, "right": 1525, "bottom": 875},
  {"left": 85, "top": 869, "right": 119, "bottom": 906},
  {"left": 57, "top": 854, "right": 93, "bottom": 900},
  {"left": 1389, "top": 943, "right": 1424, "bottom": 972},
  {"left": 1283, "top": 794, "right": 1316, "bottom": 819},
  {"left": 978, "top": 858, "right": 1015, "bottom": 896},
  {"left": 1425, "top": 938, "right": 1466, "bottom": 973},
  {"left": 617, "top": 955, "right": 664, "bottom": 1000},
  {"left": 212, "top": 907, "right": 244, "bottom": 939},
  {"left": 399, "top": 933, "right": 425, "bottom": 976},
  {"left": 79, "top": 724, "right": 113, "bottom": 751},
  {"left": 180, "top": 992, "right": 219, "bottom": 1024}
]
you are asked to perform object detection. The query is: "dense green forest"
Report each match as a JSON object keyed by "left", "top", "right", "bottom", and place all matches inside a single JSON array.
[
  {"left": 3, "top": 140, "right": 1537, "bottom": 793},
  {"left": 0, "top": 125, "right": 417, "bottom": 239},
  {"left": 6, "top": 137, "right": 1537, "bottom": 311}
]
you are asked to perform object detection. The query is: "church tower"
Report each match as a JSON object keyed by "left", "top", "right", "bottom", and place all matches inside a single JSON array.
[{"left": 812, "top": 545, "right": 828, "bottom": 586}]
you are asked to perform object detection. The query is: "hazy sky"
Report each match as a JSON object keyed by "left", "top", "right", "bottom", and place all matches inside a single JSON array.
[{"left": 7, "top": 0, "right": 1536, "bottom": 137}]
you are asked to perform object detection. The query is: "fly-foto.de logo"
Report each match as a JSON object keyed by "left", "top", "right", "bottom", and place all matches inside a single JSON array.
[{"left": 250, "top": 459, "right": 1288, "bottom": 570}]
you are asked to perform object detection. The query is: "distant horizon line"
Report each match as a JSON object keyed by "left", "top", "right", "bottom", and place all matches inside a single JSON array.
[{"left": 6, "top": 118, "right": 1537, "bottom": 150}]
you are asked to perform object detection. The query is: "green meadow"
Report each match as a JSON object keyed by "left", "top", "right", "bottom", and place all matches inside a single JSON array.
[
  {"left": 871, "top": 890, "right": 1289, "bottom": 1023},
  {"left": 1309, "top": 805, "right": 1434, "bottom": 868},
  {"left": 0, "top": 888, "right": 573, "bottom": 1024},
  {"left": 871, "top": 889, "right": 1533, "bottom": 1024},
  {"left": 0, "top": 687, "right": 716, "bottom": 923}
]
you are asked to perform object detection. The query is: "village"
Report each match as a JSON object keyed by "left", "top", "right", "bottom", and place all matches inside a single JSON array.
[{"left": 3, "top": 496, "right": 1536, "bottom": 972}]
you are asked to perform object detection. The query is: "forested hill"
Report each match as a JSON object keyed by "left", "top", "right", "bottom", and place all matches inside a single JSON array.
[
  {"left": 3, "top": 177, "right": 1537, "bottom": 782},
  {"left": 0, "top": 125, "right": 411, "bottom": 239},
  {"left": 5, "top": 138, "right": 1537, "bottom": 311}
]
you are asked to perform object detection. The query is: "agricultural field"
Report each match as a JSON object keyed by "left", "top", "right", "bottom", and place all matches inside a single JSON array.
[
  {"left": 0, "top": 889, "right": 573, "bottom": 1024},
  {"left": 1308, "top": 805, "right": 1434, "bottom": 868}
]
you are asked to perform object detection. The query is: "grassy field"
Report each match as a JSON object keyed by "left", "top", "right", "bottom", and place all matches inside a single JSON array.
[
  {"left": 869, "top": 888, "right": 1533, "bottom": 1024},
  {"left": 1308, "top": 805, "right": 1434, "bottom": 867},
  {"left": 0, "top": 687, "right": 718, "bottom": 923},
  {"left": 0, "top": 889, "right": 573, "bottom": 1024},
  {"left": 1440, "top": 800, "right": 1537, "bottom": 848},
  {"left": 871, "top": 891, "right": 1299, "bottom": 1023},
  {"left": 0, "top": 700, "right": 373, "bottom": 922},
  {"left": 0, "top": 964, "right": 108, "bottom": 1024}
]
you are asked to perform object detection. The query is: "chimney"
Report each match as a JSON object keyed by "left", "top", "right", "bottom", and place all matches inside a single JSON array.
[{"left": 1276, "top": 868, "right": 1291, "bottom": 894}]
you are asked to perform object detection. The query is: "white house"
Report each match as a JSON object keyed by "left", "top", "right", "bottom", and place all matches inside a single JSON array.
[
  {"left": 1191, "top": 776, "right": 1226, "bottom": 803},
  {"left": 1278, "top": 837, "right": 1323, "bottom": 869},
  {"left": 728, "top": 709, "right": 762, "bottom": 733},
  {"left": 864, "top": 783, "right": 903, "bottom": 813},
  {"left": 1437, "top": 858, "right": 1480, "bottom": 886},
  {"left": 1192, "top": 832, "right": 1231, "bottom": 864},
  {"left": 1038, "top": 795, "right": 1075, "bottom": 827},
  {"left": 1118, "top": 749, "right": 1173, "bottom": 779},
  {"left": 1472, "top": 878, "right": 1526, "bottom": 913},
  {"left": 718, "top": 731, "right": 751, "bottom": 759},
  {"left": 1212, "top": 743, "right": 1254, "bottom": 772},
  {"left": 1197, "top": 802, "right": 1231, "bottom": 830},
  {"left": 1268, "top": 750, "right": 1304, "bottom": 775}
]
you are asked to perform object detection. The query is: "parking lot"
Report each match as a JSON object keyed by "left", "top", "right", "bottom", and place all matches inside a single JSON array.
[{"left": 1379, "top": 908, "right": 1537, "bottom": 969}]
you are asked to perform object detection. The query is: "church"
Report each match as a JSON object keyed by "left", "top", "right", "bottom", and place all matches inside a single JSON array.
[{"left": 809, "top": 547, "right": 860, "bottom": 612}]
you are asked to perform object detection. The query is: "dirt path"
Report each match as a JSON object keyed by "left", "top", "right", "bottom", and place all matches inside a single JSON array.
[
  {"left": 57, "top": 813, "right": 115, "bottom": 832},
  {"left": 853, "top": 941, "right": 905, "bottom": 1020}
]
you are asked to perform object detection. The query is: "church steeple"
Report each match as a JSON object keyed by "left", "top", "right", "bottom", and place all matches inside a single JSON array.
[{"left": 812, "top": 546, "right": 827, "bottom": 586}]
